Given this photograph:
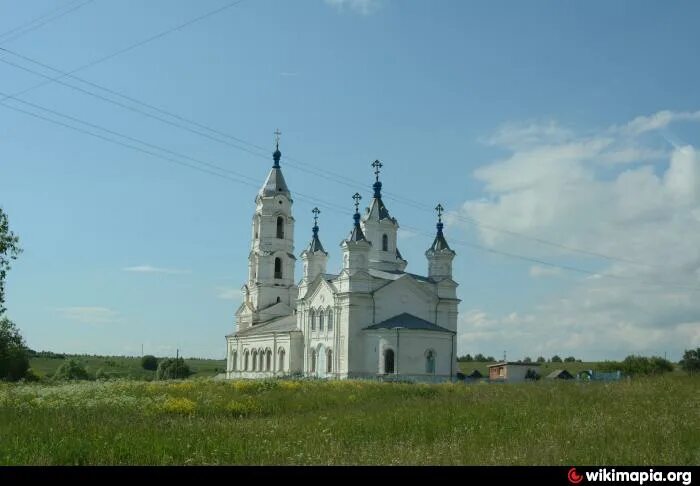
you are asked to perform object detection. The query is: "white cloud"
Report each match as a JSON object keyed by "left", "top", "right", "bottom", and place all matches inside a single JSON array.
[
  {"left": 455, "top": 110, "right": 700, "bottom": 360},
  {"left": 324, "top": 0, "right": 381, "bottom": 15},
  {"left": 56, "top": 307, "right": 120, "bottom": 326},
  {"left": 122, "top": 265, "right": 189, "bottom": 275},
  {"left": 529, "top": 265, "right": 562, "bottom": 278},
  {"left": 617, "top": 110, "right": 700, "bottom": 136},
  {"left": 216, "top": 286, "right": 242, "bottom": 301}
]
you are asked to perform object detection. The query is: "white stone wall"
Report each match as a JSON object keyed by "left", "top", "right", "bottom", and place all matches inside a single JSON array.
[{"left": 362, "top": 330, "right": 455, "bottom": 377}]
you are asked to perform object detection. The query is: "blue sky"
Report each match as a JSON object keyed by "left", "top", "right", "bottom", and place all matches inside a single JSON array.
[{"left": 2, "top": 0, "right": 700, "bottom": 360}]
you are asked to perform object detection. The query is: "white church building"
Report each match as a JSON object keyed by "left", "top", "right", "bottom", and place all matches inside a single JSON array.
[{"left": 225, "top": 139, "right": 460, "bottom": 381}]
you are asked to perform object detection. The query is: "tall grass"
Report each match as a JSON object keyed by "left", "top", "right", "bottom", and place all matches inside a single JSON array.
[{"left": 0, "top": 375, "right": 697, "bottom": 465}]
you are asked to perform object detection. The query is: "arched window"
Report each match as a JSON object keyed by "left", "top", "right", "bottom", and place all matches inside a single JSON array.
[
  {"left": 425, "top": 350, "right": 436, "bottom": 374},
  {"left": 232, "top": 351, "right": 237, "bottom": 371},
  {"left": 327, "top": 349, "right": 333, "bottom": 373},
  {"left": 382, "top": 234, "right": 388, "bottom": 252},
  {"left": 274, "top": 257, "right": 282, "bottom": 279},
  {"left": 276, "top": 217, "right": 285, "bottom": 239},
  {"left": 243, "top": 351, "right": 249, "bottom": 371},
  {"left": 310, "top": 309, "right": 316, "bottom": 331},
  {"left": 319, "top": 311, "right": 324, "bottom": 331},
  {"left": 327, "top": 309, "right": 333, "bottom": 331},
  {"left": 278, "top": 348, "right": 285, "bottom": 372},
  {"left": 384, "top": 349, "right": 395, "bottom": 374},
  {"left": 251, "top": 350, "right": 257, "bottom": 371},
  {"left": 311, "top": 350, "right": 317, "bottom": 373},
  {"left": 266, "top": 350, "right": 272, "bottom": 371},
  {"left": 259, "top": 350, "right": 264, "bottom": 371},
  {"left": 276, "top": 296, "right": 281, "bottom": 303}
]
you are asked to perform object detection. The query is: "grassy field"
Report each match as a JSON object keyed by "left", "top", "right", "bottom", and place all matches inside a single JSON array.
[
  {"left": 1, "top": 375, "right": 698, "bottom": 465},
  {"left": 29, "top": 355, "right": 226, "bottom": 380}
]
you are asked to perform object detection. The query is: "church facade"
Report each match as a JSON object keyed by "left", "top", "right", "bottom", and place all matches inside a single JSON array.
[{"left": 225, "top": 140, "right": 460, "bottom": 381}]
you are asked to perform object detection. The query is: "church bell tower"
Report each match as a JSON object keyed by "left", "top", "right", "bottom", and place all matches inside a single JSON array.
[{"left": 237, "top": 130, "right": 298, "bottom": 330}]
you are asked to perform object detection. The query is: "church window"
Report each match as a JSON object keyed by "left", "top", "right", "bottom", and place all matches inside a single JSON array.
[
  {"left": 310, "top": 309, "right": 316, "bottom": 331},
  {"left": 425, "top": 350, "right": 436, "bottom": 374},
  {"left": 232, "top": 351, "right": 237, "bottom": 371},
  {"left": 266, "top": 350, "right": 272, "bottom": 371},
  {"left": 276, "top": 217, "right": 285, "bottom": 239},
  {"left": 251, "top": 350, "right": 257, "bottom": 371},
  {"left": 311, "top": 350, "right": 317, "bottom": 373},
  {"left": 327, "top": 309, "right": 333, "bottom": 331},
  {"left": 382, "top": 234, "right": 388, "bottom": 252},
  {"left": 276, "top": 296, "right": 281, "bottom": 303},
  {"left": 243, "top": 351, "right": 249, "bottom": 371},
  {"left": 259, "top": 350, "right": 264, "bottom": 371},
  {"left": 274, "top": 257, "right": 283, "bottom": 279},
  {"left": 319, "top": 311, "right": 324, "bottom": 331},
  {"left": 278, "top": 348, "right": 285, "bottom": 372},
  {"left": 327, "top": 349, "right": 333, "bottom": 373},
  {"left": 384, "top": 349, "right": 395, "bottom": 374}
]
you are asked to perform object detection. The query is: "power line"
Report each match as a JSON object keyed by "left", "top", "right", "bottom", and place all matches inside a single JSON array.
[
  {"left": 1, "top": 0, "right": 246, "bottom": 101},
  {"left": 2, "top": 93, "right": 698, "bottom": 293},
  {"left": 0, "top": 44, "right": 659, "bottom": 271},
  {"left": 0, "top": 0, "right": 95, "bottom": 45}
]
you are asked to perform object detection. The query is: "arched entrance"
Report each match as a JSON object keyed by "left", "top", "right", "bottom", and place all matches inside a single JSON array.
[{"left": 384, "top": 348, "right": 395, "bottom": 374}]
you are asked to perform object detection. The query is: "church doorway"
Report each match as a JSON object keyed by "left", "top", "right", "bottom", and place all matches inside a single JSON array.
[{"left": 384, "top": 349, "right": 395, "bottom": 374}]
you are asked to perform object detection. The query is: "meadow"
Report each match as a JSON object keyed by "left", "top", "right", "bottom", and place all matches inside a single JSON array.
[{"left": 1, "top": 375, "right": 698, "bottom": 465}]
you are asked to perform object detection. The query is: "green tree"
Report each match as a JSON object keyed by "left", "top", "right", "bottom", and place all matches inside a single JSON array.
[
  {"left": 680, "top": 348, "right": 700, "bottom": 375},
  {"left": 523, "top": 356, "right": 532, "bottom": 363},
  {"left": 156, "top": 357, "right": 191, "bottom": 380},
  {"left": 141, "top": 354, "right": 158, "bottom": 371},
  {"left": 536, "top": 356, "right": 546, "bottom": 363},
  {"left": 0, "top": 317, "right": 30, "bottom": 381},
  {"left": 54, "top": 359, "right": 90, "bottom": 380},
  {"left": 564, "top": 356, "right": 576, "bottom": 362},
  {"left": 0, "top": 208, "right": 22, "bottom": 317},
  {"left": 551, "top": 355, "right": 563, "bottom": 363}
]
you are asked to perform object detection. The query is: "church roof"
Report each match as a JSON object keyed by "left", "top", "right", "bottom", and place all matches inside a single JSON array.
[
  {"left": 259, "top": 167, "right": 290, "bottom": 198},
  {"left": 308, "top": 233, "right": 326, "bottom": 253},
  {"left": 235, "top": 314, "right": 298, "bottom": 336},
  {"left": 363, "top": 312, "right": 454, "bottom": 333},
  {"left": 369, "top": 268, "right": 432, "bottom": 283},
  {"left": 429, "top": 233, "right": 452, "bottom": 252},
  {"left": 365, "top": 196, "right": 396, "bottom": 223}
]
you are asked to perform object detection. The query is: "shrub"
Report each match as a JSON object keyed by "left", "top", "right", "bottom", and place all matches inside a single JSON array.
[
  {"left": 598, "top": 355, "right": 674, "bottom": 376},
  {"left": 141, "top": 355, "right": 158, "bottom": 371},
  {"left": 156, "top": 358, "right": 191, "bottom": 380},
  {"left": 95, "top": 368, "right": 108, "bottom": 380},
  {"left": 564, "top": 356, "right": 576, "bottom": 362},
  {"left": 54, "top": 359, "right": 90, "bottom": 380},
  {"left": 680, "top": 348, "right": 700, "bottom": 375},
  {"left": 523, "top": 356, "right": 532, "bottom": 363},
  {"left": 551, "top": 355, "right": 563, "bottom": 363},
  {"left": 536, "top": 356, "right": 546, "bottom": 363},
  {"left": 525, "top": 369, "right": 541, "bottom": 380}
]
